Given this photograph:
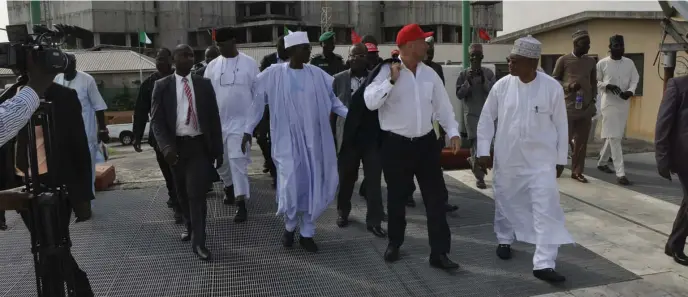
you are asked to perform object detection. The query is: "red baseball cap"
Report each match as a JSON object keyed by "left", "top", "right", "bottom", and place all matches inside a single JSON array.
[
  {"left": 365, "top": 43, "right": 379, "bottom": 52},
  {"left": 391, "top": 49, "right": 400, "bottom": 55},
  {"left": 396, "top": 24, "right": 433, "bottom": 46}
]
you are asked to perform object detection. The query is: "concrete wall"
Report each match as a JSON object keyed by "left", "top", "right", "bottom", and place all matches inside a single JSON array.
[{"left": 530, "top": 18, "right": 685, "bottom": 142}]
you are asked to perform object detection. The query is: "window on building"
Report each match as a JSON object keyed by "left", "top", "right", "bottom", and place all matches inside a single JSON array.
[
  {"left": 153, "top": 1, "right": 158, "bottom": 9},
  {"left": 187, "top": 32, "right": 198, "bottom": 47},
  {"left": 154, "top": 16, "right": 159, "bottom": 28},
  {"left": 540, "top": 54, "right": 562, "bottom": 75},
  {"left": 251, "top": 25, "right": 273, "bottom": 43},
  {"left": 624, "top": 53, "right": 644, "bottom": 96},
  {"left": 100, "top": 33, "right": 127, "bottom": 46},
  {"left": 306, "top": 27, "right": 320, "bottom": 43},
  {"left": 249, "top": 2, "right": 267, "bottom": 16},
  {"left": 441, "top": 25, "right": 453, "bottom": 43},
  {"left": 383, "top": 26, "right": 402, "bottom": 43}
]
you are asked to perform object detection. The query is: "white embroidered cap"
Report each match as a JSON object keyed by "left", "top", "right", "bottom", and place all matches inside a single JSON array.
[
  {"left": 284, "top": 31, "right": 310, "bottom": 49},
  {"left": 511, "top": 35, "right": 542, "bottom": 59}
]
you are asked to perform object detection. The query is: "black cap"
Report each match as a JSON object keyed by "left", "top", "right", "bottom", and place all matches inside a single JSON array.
[
  {"left": 215, "top": 27, "right": 236, "bottom": 42},
  {"left": 609, "top": 35, "right": 624, "bottom": 46}
]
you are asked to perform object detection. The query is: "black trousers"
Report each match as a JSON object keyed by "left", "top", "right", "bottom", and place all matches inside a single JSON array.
[
  {"left": 337, "top": 144, "right": 384, "bottom": 226},
  {"left": 667, "top": 172, "right": 688, "bottom": 252},
  {"left": 170, "top": 136, "right": 212, "bottom": 249},
  {"left": 254, "top": 106, "right": 276, "bottom": 179},
  {"left": 154, "top": 147, "right": 178, "bottom": 207},
  {"left": 0, "top": 210, "right": 4, "bottom": 223},
  {"left": 381, "top": 131, "right": 451, "bottom": 255}
]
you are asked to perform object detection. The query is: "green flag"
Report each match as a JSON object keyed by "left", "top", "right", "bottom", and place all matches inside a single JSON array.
[
  {"left": 284, "top": 26, "right": 291, "bottom": 35},
  {"left": 139, "top": 31, "right": 152, "bottom": 45}
]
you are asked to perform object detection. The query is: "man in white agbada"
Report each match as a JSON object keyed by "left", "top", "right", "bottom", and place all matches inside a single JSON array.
[
  {"left": 54, "top": 54, "right": 108, "bottom": 196},
  {"left": 476, "top": 35, "right": 574, "bottom": 283},
  {"left": 242, "top": 31, "right": 347, "bottom": 253},
  {"left": 595, "top": 35, "right": 639, "bottom": 185},
  {"left": 204, "top": 27, "right": 258, "bottom": 222}
]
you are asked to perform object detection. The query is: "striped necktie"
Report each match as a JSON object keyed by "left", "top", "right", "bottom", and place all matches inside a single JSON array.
[{"left": 181, "top": 77, "right": 198, "bottom": 131}]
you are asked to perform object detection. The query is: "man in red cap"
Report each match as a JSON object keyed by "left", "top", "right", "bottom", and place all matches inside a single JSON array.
[
  {"left": 391, "top": 49, "right": 400, "bottom": 59},
  {"left": 364, "top": 24, "right": 461, "bottom": 270}
]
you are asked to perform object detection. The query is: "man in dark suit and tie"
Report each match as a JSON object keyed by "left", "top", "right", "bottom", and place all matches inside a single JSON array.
[
  {"left": 151, "top": 44, "right": 224, "bottom": 261},
  {"left": 656, "top": 75, "right": 688, "bottom": 266},
  {"left": 333, "top": 43, "right": 386, "bottom": 238}
]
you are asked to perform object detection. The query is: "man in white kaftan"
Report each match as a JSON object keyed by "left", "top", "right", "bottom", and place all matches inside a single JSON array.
[
  {"left": 204, "top": 27, "right": 259, "bottom": 222},
  {"left": 54, "top": 55, "right": 108, "bottom": 197},
  {"left": 595, "top": 35, "right": 639, "bottom": 185},
  {"left": 243, "top": 31, "right": 347, "bottom": 253},
  {"left": 477, "top": 35, "right": 574, "bottom": 283}
]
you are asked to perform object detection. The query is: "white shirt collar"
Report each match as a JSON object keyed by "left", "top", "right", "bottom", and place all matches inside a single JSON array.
[{"left": 175, "top": 72, "right": 191, "bottom": 82}]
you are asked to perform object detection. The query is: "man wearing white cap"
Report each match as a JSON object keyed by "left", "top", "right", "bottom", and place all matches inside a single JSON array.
[
  {"left": 243, "top": 31, "right": 347, "bottom": 253},
  {"left": 476, "top": 35, "right": 574, "bottom": 283}
]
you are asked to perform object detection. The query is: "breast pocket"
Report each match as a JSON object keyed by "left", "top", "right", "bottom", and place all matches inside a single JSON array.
[
  {"left": 233, "top": 70, "right": 252, "bottom": 86},
  {"left": 529, "top": 100, "right": 553, "bottom": 130},
  {"left": 421, "top": 81, "right": 434, "bottom": 99}
]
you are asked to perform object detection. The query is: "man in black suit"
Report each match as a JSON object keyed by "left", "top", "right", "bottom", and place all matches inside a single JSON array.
[
  {"left": 193, "top": 45, "right": 220, "bottom": 77},
  {"left": 656, "top": 75, "right": 688, "bottom": 266},
  {"left": 133, "top": 48, "right": 183, "bottom": 223},
  {"left": 151, "top": 44, "right": 224, "bottom": 261},
  {"left": 255, "top": 36, "right": 288, "bottom": 186}
]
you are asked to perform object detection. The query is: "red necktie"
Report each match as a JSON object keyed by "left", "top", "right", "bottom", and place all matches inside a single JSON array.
[{"left": 182, "top": 77, "right": 198, "bottom": 131}]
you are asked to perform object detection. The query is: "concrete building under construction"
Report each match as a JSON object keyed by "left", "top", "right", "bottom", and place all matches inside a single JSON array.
[{"left": 7, "top": 1, "right": 503, "bottom": 51}]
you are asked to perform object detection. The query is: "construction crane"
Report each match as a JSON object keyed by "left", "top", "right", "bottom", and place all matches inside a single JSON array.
[{"left": 320, "top": 1, "right": 332, "bottom": 34}]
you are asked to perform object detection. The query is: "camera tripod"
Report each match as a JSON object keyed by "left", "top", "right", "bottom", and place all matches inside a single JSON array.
[{"left": 19, "top": 99, "right": 91, "bottom": 297}]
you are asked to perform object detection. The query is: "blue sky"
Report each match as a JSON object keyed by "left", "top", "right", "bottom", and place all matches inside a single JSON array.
[{"left": 0, "top": 0, "right": 666, "bottom": 41}]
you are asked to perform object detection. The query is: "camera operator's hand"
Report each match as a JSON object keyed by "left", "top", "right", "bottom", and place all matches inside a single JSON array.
[{"left": 25, "top": 53, "right": 56, "bottom": 96}]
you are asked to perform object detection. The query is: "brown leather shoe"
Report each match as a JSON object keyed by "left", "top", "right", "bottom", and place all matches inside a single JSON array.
[{"left": 571, "top": 174, "right": 588, "bottom": 183}]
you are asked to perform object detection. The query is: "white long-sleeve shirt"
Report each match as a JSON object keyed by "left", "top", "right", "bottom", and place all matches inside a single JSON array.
[
  {"left": 363, "top": 61, "right": 459, "bottom": 139},
  {"left": 0, "top": 87, "right": 40, "bottom": 146},
  {"left": 477, "top": 73, "right": 569, "bottom": 172}
]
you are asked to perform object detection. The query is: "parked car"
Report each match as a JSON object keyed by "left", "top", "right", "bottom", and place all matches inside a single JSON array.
[{"left": 107, "top": 122, "right": 149, "bottom": 146}]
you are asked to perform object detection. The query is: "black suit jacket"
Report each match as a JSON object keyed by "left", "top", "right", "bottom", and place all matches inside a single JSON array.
[
  {"left": 260, "top": 52, "right": 279, "bottom": 72},
  {"left": 13, "top": 83, "right": 94, "bottom": 203},
  {"left": 150, "top": 74, "right": 223, "bottom": 159},
  {"left": 133, "top": 72, "right": 165, "bottom": 147},
  {"left": 656, "top": 76, "right": 688, "bottom": 174},
  {"left": 342, "top": 59, "right": 398, "bottom": 151}
]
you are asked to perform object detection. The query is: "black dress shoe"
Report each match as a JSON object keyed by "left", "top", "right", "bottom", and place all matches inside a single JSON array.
[
  {"left": 476, "top": 180, "right": 487, "bottom": 189},
  {"left": 597, "top": 165, "right": 614, "bottom": 174},
  {"left": 384, "top": 246, "right": 400, "bottom": 262},
  {"left": 181, "top": 230, "right": 191, "bottom": 241},
  {"left": 617, "top": 176, "right": 631, "bottom": 185},
  {"left": 299, "top": 237, "right": 319, "bottom": 253},
  {"left": 234, "top": 200, "right": 247, "bottom": 223},
  {"left": 367, "top": 225, "right": 387, "bottom": 238},
  {"left": 496, "top": 244, "right": 512, "bottom": 260},
  {"left": 166, "top": 200, "right": 175, "bottom": 208},
  {"left": 406, "top": 197, "right": 416, "bottom": 208},
  {"left": 444, "top": 204, "right": 459, "bottom": 213},
  {"left": 664, "top": 248, "right": 688, "bottom": 266},
  {"left": 0, "top": 222, "right": 7, "bottom": 231},
  {"left": 223, "top": 186, "right": 235, "bottom": 205},
  {"left": 193, "top": 246, "right": 211, "bottom": 261},
  {"left": 429, "top": 253, "right": 459, "bottom": 270},
  {"left": 282, "top": 230, "right": 295, "bottom": 248},
  {"left": 336, "top": 215, "right": 349, "bottom": 227},
  {"left": 533, "top": 268, "right": 566, "bottom": 282}
]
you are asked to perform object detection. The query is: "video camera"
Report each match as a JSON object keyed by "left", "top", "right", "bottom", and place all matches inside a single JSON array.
[{"left": 0, "top": 23, "right": 92, "bottom": 74}]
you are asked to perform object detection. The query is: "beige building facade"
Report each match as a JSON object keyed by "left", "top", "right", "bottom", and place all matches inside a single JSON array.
[{"left": 492, "top": 11, "right": 684, "bottom": 142}]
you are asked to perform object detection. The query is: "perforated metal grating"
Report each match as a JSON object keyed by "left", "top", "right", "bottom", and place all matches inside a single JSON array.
[{"left": 0, "top": 174, "right": 638, "bottom": 297}]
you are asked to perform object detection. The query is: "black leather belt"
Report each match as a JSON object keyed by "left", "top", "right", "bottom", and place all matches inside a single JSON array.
[
  {"left": 176, "top": 135, "right": 203, "bottom": 141},
  {"left": 386, "top": 130, "right": 434, "bottom": 142}
]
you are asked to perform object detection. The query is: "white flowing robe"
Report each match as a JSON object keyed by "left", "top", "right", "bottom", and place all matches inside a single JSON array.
[
  {"left": 245, "top": 63, "right": 347, "bottom": 221},
  {"left": 596, "top": 56, "right": 639, "bottom": 139},
  {"left": 476, "top": 73, "right": 574, "bottom": 245},
  {"left": 205, "top": 53, "right": 259, "bottom": 157}
]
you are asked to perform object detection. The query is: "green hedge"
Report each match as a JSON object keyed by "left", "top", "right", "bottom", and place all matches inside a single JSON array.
[{"left": 99, "top": 86, "right": 140, "bottom": 112}]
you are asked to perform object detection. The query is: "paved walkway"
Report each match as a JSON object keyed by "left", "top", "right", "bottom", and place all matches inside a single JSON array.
[{"left": 0, "top": 144, "right": 686, "bottom": 296}]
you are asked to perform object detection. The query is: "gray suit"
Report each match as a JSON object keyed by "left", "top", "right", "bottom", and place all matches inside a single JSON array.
[
  {"left": 455, "top": 67, "right": 495, "bottom": 182},
  {"left": 333, "top": 70, "right": 355, "bottom": 153}
]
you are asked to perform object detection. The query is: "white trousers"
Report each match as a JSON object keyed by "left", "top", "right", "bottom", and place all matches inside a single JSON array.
[
  {"left": 284, "top": 213, "right": 315, "bottom": 238},
  {"left": 495, "top": 208, "right": 559, "bottom": 270},
  {"left": 217, "top": 136, "right": 251, "bottom": 198},
  {"left": 597, "top": 137, "right": 625, "bottom": 177}
]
